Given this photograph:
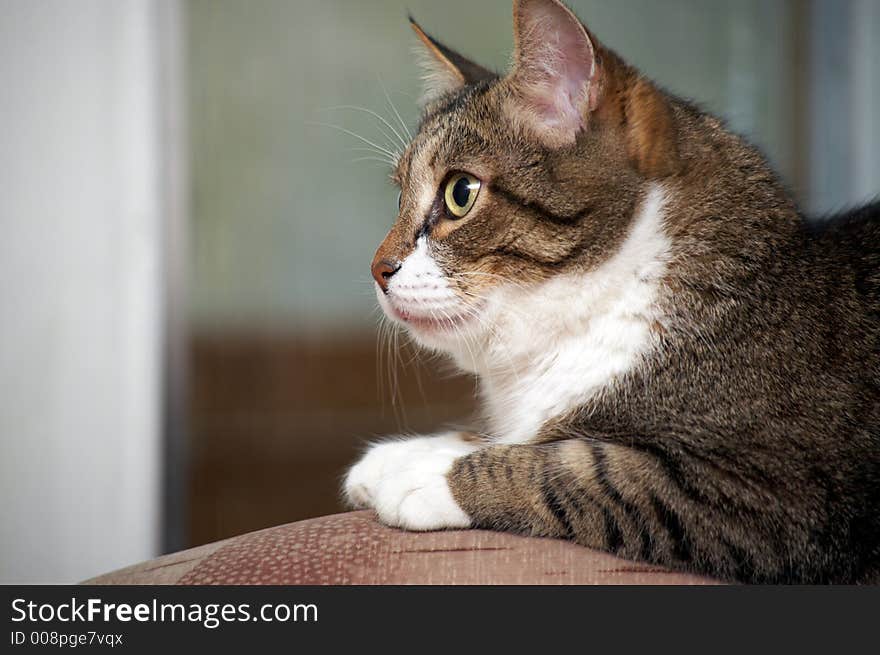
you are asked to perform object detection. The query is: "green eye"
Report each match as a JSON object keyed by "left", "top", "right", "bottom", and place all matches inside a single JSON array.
[{"left": 443, "top": 173, "right": 481, "bottom": 218}]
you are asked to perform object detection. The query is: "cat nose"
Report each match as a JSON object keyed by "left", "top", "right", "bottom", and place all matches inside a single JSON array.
[{"left": 371, "top": 259, "right": 401, "bottom": 292}]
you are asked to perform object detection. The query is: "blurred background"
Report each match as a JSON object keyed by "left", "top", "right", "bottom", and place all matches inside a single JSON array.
[{"left": 1, "top": 0, "right": 878, "bottom": 583}]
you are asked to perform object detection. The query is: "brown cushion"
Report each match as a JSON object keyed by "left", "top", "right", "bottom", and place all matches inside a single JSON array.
[{"left": 84, "top": 511, "right": 719, "bottom": 585}]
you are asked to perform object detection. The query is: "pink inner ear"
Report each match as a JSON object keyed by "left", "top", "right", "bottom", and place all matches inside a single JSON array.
[{"left": 515, "top": 1, "right": 596, "bottom": 133}]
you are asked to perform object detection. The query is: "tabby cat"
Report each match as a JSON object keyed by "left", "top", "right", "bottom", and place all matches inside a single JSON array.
[{"left": 343, "top": 0, "right": 880, "bottom": 584}]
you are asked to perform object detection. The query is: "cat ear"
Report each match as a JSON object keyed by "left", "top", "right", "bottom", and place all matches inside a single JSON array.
[
  {"left": 410, "top": 16, "right": 495, "bottom": 105},
  {"left": 508, "top": 0, "right": 678, "bottom": 175},
  {"left": 508, "top": 0, "right": 601, "bottom": 146}
]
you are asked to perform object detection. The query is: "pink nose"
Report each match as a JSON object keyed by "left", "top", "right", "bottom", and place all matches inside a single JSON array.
[{"left": 371, "top": 259, "right": 400, "bottom": 292}]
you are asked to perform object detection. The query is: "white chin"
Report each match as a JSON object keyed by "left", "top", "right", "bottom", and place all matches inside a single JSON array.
[
  {"left": 375, "top": 288, "right": 480, "bottom": 353},
  {"left": 403, "top": 319, "right": 467, "bottom": 351},
  {"left": 397, "top": 309, "right": 478, "bottom": 349}
]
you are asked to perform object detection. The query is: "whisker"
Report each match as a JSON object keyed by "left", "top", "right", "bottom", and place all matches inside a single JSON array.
[
  {"left": 456, "top": 287, "right": 531, "bottom": 322},
  {"left": 308, "top": 121, "right": 401, "bottom": 162},
  {"left": 326, "top": 105, "right": 409, "bottom": 150},
  {"left": 456, "top": 300, "right": 524, "bottom": 387},
  {"left": 454, "top": 270, "right": 532, "bottom": 293},
  {"left": 378, "top": 76, "right": 412, "bottom": 141},
  {"left": 390, "top": 322, "right": 409, "bottom": 431},
  {"left": 350, "top": 156, "right": 396, "bottom": 167},
  {"left": 350, "top": 147, "right": 398, "bottom": 161},
  {"left": 377, "top": 318, "right": 385, "bottom": 410},
  {"left": 398, "top": 332, "right": 430, "bottom": 418}
]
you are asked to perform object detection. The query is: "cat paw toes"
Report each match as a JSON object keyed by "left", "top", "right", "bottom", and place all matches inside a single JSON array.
[{"left": 343, "top": 433, "right": 477, "bottom": 530}]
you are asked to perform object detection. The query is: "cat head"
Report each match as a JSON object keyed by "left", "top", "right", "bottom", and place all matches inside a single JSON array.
[{"left": 372, "top": 0, "right": 678, "bottom": 371}]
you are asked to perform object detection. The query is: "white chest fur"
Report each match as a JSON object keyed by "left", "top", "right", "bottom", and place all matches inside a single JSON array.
[{"left": 472, "top": 184, "right": 671, "bottom": 444}]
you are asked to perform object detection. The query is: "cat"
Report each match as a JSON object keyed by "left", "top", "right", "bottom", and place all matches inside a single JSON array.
[{"left": 343, "top": 0, "right": 880, "bottom": 584}]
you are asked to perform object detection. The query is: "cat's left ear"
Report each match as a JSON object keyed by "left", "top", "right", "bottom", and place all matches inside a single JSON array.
[{"left": 410, "top": 17, "right": 495, "bottom": 105}]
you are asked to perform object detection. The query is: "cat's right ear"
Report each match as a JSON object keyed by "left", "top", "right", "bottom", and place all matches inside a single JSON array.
[
  {"left": 507, "top": 0, "right": 601, "bottom": 147},
  {"left": 410, "top": 16, "right": 495, "bottom": 105},
  {"left": 507, "top": 0, "right": 678, "bottom": 175}
]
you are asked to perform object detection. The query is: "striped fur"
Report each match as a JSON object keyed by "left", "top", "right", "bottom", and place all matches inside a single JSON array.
[{"left": 345, "top": 0, "right": 880, "bottom": 583}]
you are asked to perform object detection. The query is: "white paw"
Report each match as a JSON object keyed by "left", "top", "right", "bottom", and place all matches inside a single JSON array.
[{"left": 344, "top": 432, "right": 479, "bottom": 531}]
